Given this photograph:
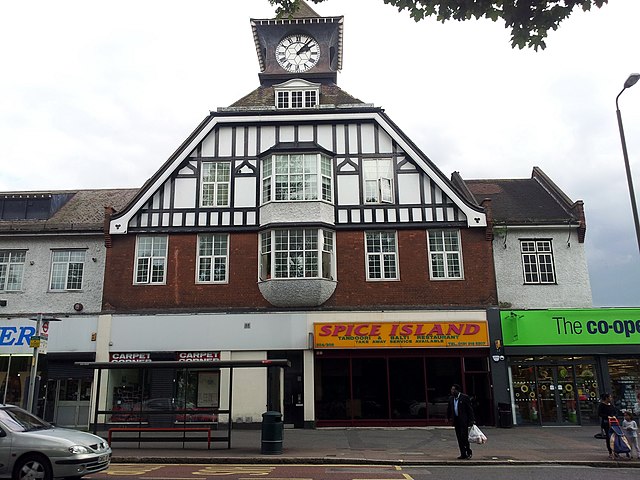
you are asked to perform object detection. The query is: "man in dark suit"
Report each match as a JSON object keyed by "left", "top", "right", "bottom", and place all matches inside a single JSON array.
[{"left": 447, "top": 383, "right": 475, "bottom": 459}]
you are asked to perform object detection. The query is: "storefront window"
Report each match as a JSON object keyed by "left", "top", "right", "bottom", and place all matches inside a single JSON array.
[
  {"left": 0, "top": 356, "right": 32, "bottom": 407},
  {"left": 511, "top": 365, "right": 539, "bottom": 425},
  {"left": 108, "top": 368, "right": 220, "bottom": 424},
  {"left": 315, "top": 358, "right": 349, "bottom": 420},
  {"left": 608, "top": 358, "right": 640, "bottom": 412},
  {"left": 390, "top": 358, "right": 426, "bottom": 419},
  {"left": 315, "top": 352, "right": 485, "bottom": 425},
  {"left": 352, "top": 358, "right": 388, "bottom": 419},
  {"left": 426, "top": 357, "right": 461, "bottom": 421},
  {"left": 109, "top": 369, "right": 149, "bottom": 423},
  {"left": 575, "top": 363, "right": 599, "bottom": 424}
]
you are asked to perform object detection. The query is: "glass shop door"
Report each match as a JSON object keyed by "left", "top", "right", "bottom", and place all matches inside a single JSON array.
[{"left": 536, "top": 366, "right": 578, "bottom": 425}]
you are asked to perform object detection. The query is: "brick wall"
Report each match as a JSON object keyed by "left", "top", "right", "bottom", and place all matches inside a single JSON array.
[
  {"left": 327, "top": 229, "right": 497, "bottom": 308},
  {"left": 102, "top": 233, "right": 269, "bottom": 311},
  {"left": 103, "top": 228, "right": 497, "bottom": 312}
]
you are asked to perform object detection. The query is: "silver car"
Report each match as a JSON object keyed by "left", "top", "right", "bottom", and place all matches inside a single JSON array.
[{"left": 0, "top": 405, "right": 111, "bottom": 480}]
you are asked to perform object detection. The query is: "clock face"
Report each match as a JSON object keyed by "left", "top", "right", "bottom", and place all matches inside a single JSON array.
[{"left": 275, "top": 34, "right": 320, "bottom": 73}]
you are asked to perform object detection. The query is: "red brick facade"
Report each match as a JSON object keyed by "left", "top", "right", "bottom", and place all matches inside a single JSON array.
[{"left": 102, "top": 228, "right": 497, "bottom": 312}]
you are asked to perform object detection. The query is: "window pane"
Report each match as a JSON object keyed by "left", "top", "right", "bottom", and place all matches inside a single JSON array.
[
  {"left": 66, "top": 263, "right": 83, "bottom": 289},
  {"left": 383, "top": 253, "right": 396, "bottom": 278},
  {"left": 428, "top": 230, "right": 462, "bottom": 279},
  {"left": 199, "top": 236, "right": 213, "bottom": 256},
  {"left": 151, "top": 258, "right": 165, "bottom": 283},
  {"left": 199, "top": 258, "right": 212, "bottom": 282},
  {"left": 213, "top": 258, "right": 226, "bottom": 282},
  {"left": 429, "top": 232, "right": 443, "bottom": 251},
  {"left": 262, "top": 229, "right": 330, "bottom": 279},
  {"left": 50, "top": 263, "right": 67, "bottom": 290},
  {"left": 136, "top": 258, "right": 150, "bottom": 283},
  {"left": 202, "top": 162, "right": 231, "bottom": 206},
  {"left": 135, "top": 236, "right": 167, "bottom": 284},
  {"left": 137, "top": 237, "right": 153, "bottom": 256},
  {"left": 366, "top": 232, "right": 397, "bottom": 280},
  {"left": 0, "top": 251, "right": 26, "bottom": 291},
  {"left": 7, "top": 264, "right": 24, "bottom": 290},
  {"left": 197, "top": 234, "right": 228, "bottom": 283},
  {"left": 446, "top": 253, "right": 461, "bottom": 277},
  {"left": 152, "top": 237, "right": 167, "bottom": 256},
  {"left": 50, "top": 250, "right": 85, "bottom": 290},
  {"left": 520, "top": 240, "right": 554, "bottom": 284},
  {"left": 431, "top": 253, "right": 444, "bottom": 278}
]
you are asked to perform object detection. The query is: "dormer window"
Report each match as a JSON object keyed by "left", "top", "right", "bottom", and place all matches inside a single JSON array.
[
  {"left": 277, "top": 90, "right": 317, "bottom": 109},
  {"left": 274, "top": 79, "right": 320, "bottom": 110}
]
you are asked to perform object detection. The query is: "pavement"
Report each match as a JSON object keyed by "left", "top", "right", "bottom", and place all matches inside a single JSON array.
[{"left": 108, "top": 425, "right": 640, "bottom": 467}]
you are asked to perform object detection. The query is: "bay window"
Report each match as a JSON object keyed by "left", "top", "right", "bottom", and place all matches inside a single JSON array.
[
  {"left": 260, "top": 228, "right": 335, "bottom": 280},
  {"left": 262, "top": 153, "right": 332, "bottom": 203}
]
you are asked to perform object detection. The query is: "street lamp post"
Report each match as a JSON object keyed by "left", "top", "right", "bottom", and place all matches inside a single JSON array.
[{"left": 615, "top": 73, "right": 640, "bottom": 254}]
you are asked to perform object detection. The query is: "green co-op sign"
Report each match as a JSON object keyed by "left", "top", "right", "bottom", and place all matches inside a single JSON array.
[{"left": 501, "top": 309, "right": 640, "bottom": 346}]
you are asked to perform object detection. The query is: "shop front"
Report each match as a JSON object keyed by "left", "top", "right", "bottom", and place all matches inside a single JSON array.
[
  {"left": 312, "top": 319, "right": 492, "bottom": 426},
  {"left": 0, "top": 317, "right": 99, "bottom": 429},
  {"left": 500, "top": 308, "right": 640, "bottom": 426},
  {"left": 104, "top": 351, "right": 222, "bottom": 426}
]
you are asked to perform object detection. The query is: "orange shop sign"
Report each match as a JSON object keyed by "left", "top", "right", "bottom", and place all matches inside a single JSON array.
[{"left": 313, "top": 321, "right": 489, "bottom": 348}]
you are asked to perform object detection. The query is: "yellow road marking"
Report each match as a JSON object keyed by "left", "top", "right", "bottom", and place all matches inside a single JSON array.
[
  {"left": 193, "top": 466, "right": 276, "bottom": 476},
  {"left": 105, "top": 465, "right": 164, "bottom": 476}
]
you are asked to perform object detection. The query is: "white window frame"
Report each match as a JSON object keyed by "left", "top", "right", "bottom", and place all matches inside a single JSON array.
[
  {"left": 275, "top": 89, "right": 319, "bottom": 109},
  {"left": 259, "top": 228, "right": 335, "bottom": 280},
  {"left": 363, "top": 158, "right": 394, "bottom": 204},
  {"left": 521, "top": 239, "right": 556, "bottom": 284},
  {"left": 261, "top": 153, "right": 333, "bottom": 204},
  {"left": 427, "top": 230, "right": 464, "bottom": 280},
  {"left": 0, "top": 250, "right": 26, "bottom": 291},
  {"left": 196, "top": 234, "right": 229, "bottom": 283},
  {"left": 134, "top": 236, "right": 168, "bottom": 285},
  {"left": 365, "top": 231, "right": 399, "bottom": 281},
  {"left": 49, "top": 249, "right": 85, "bottom": 291},
  {"left": 201, "top": 162, "right": 231, "bottom": 207}
]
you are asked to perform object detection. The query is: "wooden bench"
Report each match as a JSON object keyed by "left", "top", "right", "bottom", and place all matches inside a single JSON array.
[{"left": 108, "top": 427, "right": 212, "bottom": 449}]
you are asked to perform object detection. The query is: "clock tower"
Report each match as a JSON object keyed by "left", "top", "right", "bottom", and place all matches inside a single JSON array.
[{"left": 251, "top": 1, "right": 343, "bottom": 86}]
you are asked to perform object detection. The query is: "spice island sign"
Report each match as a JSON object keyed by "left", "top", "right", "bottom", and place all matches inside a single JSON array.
[{"left": 313, "top": 321, "right": 489, "bottom": 349}]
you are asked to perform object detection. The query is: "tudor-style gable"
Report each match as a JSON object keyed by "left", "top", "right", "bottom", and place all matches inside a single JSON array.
[
  {"left": 108, "top": 109, "right": 486, "bottom": 235},
  {"left": 105, "top": 2, "right": 492, "bottom": 310}
]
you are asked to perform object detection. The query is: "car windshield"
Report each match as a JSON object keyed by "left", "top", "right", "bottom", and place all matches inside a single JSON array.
[{"left": 0, "top": 406, "right": 51, "bottom": 432}]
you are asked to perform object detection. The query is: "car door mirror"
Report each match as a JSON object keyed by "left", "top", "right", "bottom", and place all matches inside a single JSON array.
[{"left": 0, "top": 428, "right": 6, "bottom": 438}]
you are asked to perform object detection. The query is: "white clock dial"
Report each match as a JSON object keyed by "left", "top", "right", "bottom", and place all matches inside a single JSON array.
[{"left": 275, "top": 34, "right": 320, "bottom": 73}]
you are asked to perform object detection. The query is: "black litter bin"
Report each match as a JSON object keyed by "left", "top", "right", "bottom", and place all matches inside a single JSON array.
[
  {"left": 497, "top": 402, "right": 513, "bottom": 428},
  {"left": 261, "top": 411, "right": 284, "bottom": 454}
]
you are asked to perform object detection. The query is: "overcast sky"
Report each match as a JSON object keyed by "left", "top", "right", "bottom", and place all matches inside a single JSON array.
[{"left": 1, "top": 1, "right": 639, "bottom": 307}]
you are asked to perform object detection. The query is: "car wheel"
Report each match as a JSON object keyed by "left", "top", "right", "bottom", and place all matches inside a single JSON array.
[{"left": 13, "top": 454, "right": 53, "bottom": 480}]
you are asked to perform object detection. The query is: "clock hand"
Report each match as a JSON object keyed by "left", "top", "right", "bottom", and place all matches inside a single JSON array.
[{"left": 297, "top": 39, "right": 313, "bottom": 55}]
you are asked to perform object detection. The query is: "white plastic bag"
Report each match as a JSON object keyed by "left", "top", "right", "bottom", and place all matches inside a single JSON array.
[{"left": 468, "top": 424, "right": 487, "bottom": 444}]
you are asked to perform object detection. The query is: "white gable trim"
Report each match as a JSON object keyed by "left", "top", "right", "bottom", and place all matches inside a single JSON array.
[{"left": 110, "top": 112, "right": 485, "bottom": 234}]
